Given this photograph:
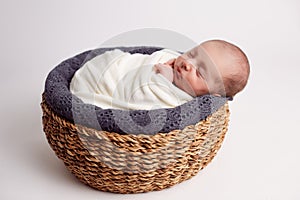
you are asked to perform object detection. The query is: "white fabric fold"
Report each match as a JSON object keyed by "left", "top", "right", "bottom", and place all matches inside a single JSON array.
[{"left": 70, "top": 49, "right": 192, "bottom": 110}]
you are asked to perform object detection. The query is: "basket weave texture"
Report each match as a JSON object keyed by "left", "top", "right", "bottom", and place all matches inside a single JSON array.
[{"left": 41, "top": 95, "right": 229, "bottom": 194}]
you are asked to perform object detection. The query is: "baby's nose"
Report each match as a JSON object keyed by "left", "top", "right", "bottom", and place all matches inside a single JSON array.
[{"left": 176, "top": 65, "right": 181, "bottom": 73}]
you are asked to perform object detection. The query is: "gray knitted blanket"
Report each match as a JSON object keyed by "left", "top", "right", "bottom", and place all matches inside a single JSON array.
[{"left": 43, "top": 46, "right": 228, "bottom": 135}]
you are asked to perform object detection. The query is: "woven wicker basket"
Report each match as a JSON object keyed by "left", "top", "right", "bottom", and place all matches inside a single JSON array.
[{"left": 41, "top": 47, "right": 230, "bottom": 194}]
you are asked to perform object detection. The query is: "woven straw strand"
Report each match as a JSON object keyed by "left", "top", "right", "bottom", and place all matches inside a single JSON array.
[{"left": 41, "top": 95, "right": 229, "bottom": 194}]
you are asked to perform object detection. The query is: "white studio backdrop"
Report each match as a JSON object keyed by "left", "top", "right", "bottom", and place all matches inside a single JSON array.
[{"left": 0, "top": 0, "right": 299, "bottom": 199}]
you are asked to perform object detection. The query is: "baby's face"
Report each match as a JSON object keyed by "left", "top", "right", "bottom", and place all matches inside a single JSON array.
[{"left": 172, "top": 43, "right": 233, "bottom": 97}]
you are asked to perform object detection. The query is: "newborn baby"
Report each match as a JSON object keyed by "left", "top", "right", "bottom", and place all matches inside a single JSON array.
[
  {"left": 70, "top": 39, "right": 249, "bottom": 110},
  {"left": 154, "top": 39, "right": 250, "bottom": 98}
]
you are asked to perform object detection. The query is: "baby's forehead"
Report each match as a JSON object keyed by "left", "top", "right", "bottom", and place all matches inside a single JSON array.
[
  {"left": 183, "top": 45, "right": 212, "bottom": 66},
  {"left": 184, "top": 45, "right": 203, "bottom": 57},
  {"left": 185, "top": 43, "right": 236, "bottom": 66},
  {"left": 184, "top": 45, "right": 238, "bottom": 76}
]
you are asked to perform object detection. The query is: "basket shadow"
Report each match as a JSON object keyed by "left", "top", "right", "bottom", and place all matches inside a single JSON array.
[
  {"left": 34, "top": 140, "right": 86, "bottom": 187},
  {"left": 10, "top": 98, "right": 94, "bottom": 191}
]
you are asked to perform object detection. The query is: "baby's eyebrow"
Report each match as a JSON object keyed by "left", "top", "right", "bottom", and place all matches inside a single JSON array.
[{"left": 187, "top": 51, "right": 194, "bottom": 57}]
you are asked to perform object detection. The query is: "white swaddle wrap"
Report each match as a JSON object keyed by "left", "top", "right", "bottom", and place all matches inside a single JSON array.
[{"left": 70, "top": 49, "right": 193, "bottom": 110}]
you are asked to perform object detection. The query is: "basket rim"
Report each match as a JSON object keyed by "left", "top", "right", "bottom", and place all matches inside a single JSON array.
[{"left": 41, "top": 94, "right": 229, "bottom": 138}]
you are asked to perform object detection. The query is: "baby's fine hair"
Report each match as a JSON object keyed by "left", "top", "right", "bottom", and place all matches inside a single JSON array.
[{"left": 203, "top": 39, "right": 250, "bottom": 97}]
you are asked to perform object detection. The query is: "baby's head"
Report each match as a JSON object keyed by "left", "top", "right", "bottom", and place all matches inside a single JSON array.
[{"left": 172, "top": 39, "right": 250, "bottom": 98}]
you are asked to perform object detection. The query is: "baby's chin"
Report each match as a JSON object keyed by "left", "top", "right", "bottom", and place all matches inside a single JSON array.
[{"left": 173, "top": 77, "right": 197, "bottom": 97}]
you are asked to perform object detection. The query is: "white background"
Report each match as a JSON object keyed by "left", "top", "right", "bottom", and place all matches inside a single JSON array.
[{"left": 1, "top": 0, "right": 300, "bottom": 199}]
